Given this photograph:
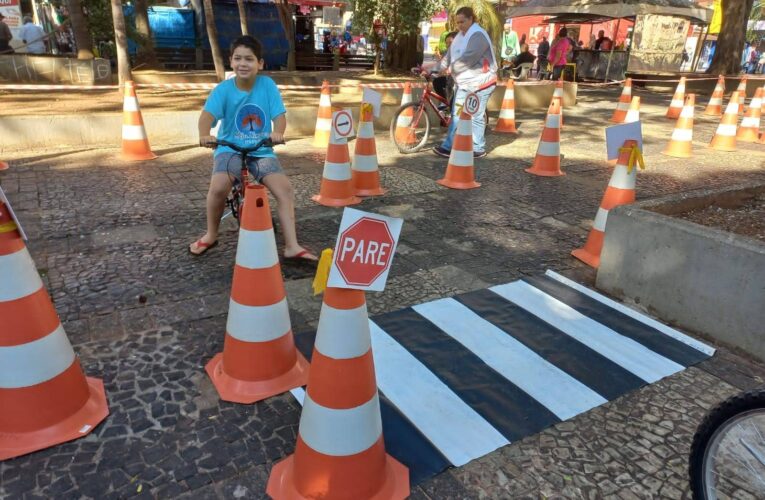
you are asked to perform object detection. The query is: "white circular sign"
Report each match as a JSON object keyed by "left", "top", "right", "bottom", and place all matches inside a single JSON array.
[
  {"left": 332, "top": 110, "right": 354, "bottom": 138},
  {"left": 464, "top": 92, "right": 480, "bottom": 116}
]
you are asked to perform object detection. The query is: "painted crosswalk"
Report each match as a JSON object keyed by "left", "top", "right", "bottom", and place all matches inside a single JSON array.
[{"left": 291, "top": 270, "right": 714, "bottom": 485}]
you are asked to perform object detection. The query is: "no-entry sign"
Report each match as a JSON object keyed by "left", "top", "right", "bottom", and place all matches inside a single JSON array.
[{"left": 327, "top": 208, "right": 403, "bottom": 291}]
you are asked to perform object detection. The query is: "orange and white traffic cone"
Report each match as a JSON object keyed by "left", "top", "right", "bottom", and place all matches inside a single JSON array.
[
  {"left": 526, "top": 100, "right": 564, "bottom": 177},
  {"left": 437, "top": 108, "right": 480, "bottom": 189},
  {"left": 313, "top": 125, "right": 362, "bottom": 206},
  {"left": 121, "top": 81, "right": 156, "bottom": 161},
  {"left": 704, "top": 76, "right": 726, "bottom": 116},
  {"left": 313, "top": 80, "right": 333, "bottom": 148},
  {"left": 393, "top": 82, "right": 417, "bottom": 146},
  {"left": 0, "top": 202, "right": 108, "bottom": 461},
  {"left": 736, "top": 76, "right": 747, "bottom": 115},
  {"left": 205, "top": 184, "right": 309, "bottom": 404},
  {"left": 352, "top": 103, "right": 385, "bottom": 196},
  {"left": 737, "top": 87, "right": 762, "bottom": 143},
  {"left": 494, "top": 80, "right": 518, "bottom": 133},
  {"left": 267, "top": 287, "right": 410, "bottom": 500},
  {"left": 572, "top": 140, "right": 642, "bottom": 268},
  {"left": 610, "top": 78, "right": 632, "bottom": 123},
  {"left": 553, "top": 79, "right": 564, "bottom": 127},
  {"left": 624, "top": 96, "right": 640, "bottom": 123},
  {"left": 666, "top": 77, "right": 686, "bottom": 119},
  {"left": 662, "top": 94, "right": 696, "bottom": 158},
  {"left": 709, "top": 91, "right": 740, "bottom": 152}
]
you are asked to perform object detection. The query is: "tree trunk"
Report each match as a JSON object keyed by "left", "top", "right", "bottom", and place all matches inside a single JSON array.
[
  {"left": 708, "top": 0, "right": 754, "bottom": 74},
  {"left": 110, "top": 0, "right": 133, "bottom": 86},
  {"left": 236, "top": 0, "right": 248, "bottom": 35},
  {"left": 134, "top": 0, "right": 159, "bottom": 68},
  {"left": 275, "top": 0, "right": 295, "bottom": 70},
  {"left": 67, "top": 0, "right": 94, "bottom": 59},
  {"left": 203, "top": 0, "right": 226, "bottom": 81}
]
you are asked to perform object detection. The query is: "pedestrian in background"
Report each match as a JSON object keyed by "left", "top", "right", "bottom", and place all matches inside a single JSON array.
[
  {"left": 548, "top": 27, "right": 572, "bottom": 81},
  {"left": 19, "top": 15, "right": 47, "bottom": 54},
  {"left": 0, "top": 13, "right": 14, "bottom": 54}
]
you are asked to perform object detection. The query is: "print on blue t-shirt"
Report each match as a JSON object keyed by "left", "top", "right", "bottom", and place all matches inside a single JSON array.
[{"left": 203, "top": 76, "right": 286, "bottom": 158}]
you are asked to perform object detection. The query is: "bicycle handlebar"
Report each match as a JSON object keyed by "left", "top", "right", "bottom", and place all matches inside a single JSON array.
[{"left": 207, "top": 137, "right": 285, "bottom": 153}]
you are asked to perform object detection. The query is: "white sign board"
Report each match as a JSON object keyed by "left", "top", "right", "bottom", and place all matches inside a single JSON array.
[
  {"left": 362, "top": 87, "right": 383, "bottom": 118},
  {"left": 0, "top": 186, "right": 27, "bottom": 241},
  {"left": 605, "top": 121, "right": 643, "bottom": 161},
  {"left": 331, "top": 109, "right": 354, "bottom": 141},
  {"left": 327, "top": 208, "right": 403, "bottom": 292}
]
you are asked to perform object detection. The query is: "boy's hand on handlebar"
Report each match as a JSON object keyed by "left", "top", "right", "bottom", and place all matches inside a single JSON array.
[
  {"left": 270, "top": 132, "right": 285, "bottom": 144},
  {"left": 199, "top": 135, "right": 216, "bottom": 148}
]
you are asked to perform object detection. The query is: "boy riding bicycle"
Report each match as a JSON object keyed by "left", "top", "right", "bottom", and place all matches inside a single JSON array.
[{"left": 190, "top": 35, "right": 316, "bottom": 261}]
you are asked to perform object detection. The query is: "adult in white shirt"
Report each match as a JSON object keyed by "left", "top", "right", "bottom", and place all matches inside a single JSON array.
[{"left": 19, "top": 16, "right": 46, "bottom": 54}]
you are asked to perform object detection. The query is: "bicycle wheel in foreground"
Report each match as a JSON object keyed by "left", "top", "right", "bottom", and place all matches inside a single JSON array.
[
  {"left": 390, "top": 102, "right": 430, "bottom": 153},
  {"left": 689, "top": 388, "right": 765, "bottom": 499}
]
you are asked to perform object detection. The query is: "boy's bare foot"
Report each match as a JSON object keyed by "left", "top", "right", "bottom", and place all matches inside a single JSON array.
[
  {"left": 189, "top": 235, "right": 218, "bottom": 256},
  {"left": 283, "top": 247, "right": 318, "bottom": 262}
]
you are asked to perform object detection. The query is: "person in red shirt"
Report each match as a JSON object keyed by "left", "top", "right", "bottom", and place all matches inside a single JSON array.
[{"left": 548, "top": 27, "right": 572, "bottom": 81}]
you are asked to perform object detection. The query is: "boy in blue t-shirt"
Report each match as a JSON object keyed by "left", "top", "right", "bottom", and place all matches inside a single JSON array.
[{"left": 190, "top": 36, "right": 316, "bottom": 261}]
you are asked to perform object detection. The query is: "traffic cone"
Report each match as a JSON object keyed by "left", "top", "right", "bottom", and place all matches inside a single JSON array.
[
  {"left": 624, "top": 96, "right": 640, "bottom": 123},
  {"left": 572, "top": 140, "right": 641, "bottom": 268},
  {"left": 553, "top": 79, "right": 564, "bottom": 127},
  {"left": 736, "top": 76, "right": 747, "bottom": 115},
  {"left": 666, "top": 77, "right": 686, "bottom": 119},
  {"left": 437, "top": 108, "right": 481, "bottom": 189},
  {"left": 352, "top": 103, "right": 385, "bottom": 196},
  {"left": 494, "top": 80, "right": 518, "bottom": 133},
  {"left": 313, "top": 125, "right": 362, "bottom": 206},
  {"left": 662, "top": 94, "right": 696, "bottom": 158},
  {"left": 704, "top": 76, "right": 725, "bottom": 116},
  {"left": 526, "top": 100, "right": 564, "bottom": 177},
  {"left": 393, "top": 82, "right": 417, "bottom": 146},
  {"left": 205, "top": 184, "right": 309, "bottom": 404},
  {"left": 737, "top": 87, "right": 762, "bottom": 143},
  {"left": 0, "top": 161, "right": 8, "bottom": 171},
  {"left": 709, "top": 91, "right": 739, "bottom": 152},
  {"left": 610, "top": 78, "right": 632, "bottom": 123},
  {"left": 267, "top": 287, "right": 410, "bottom": 500},
  {"left": 0, "top": 201, "right": 108, "bottom": 461},
  {"left": 121, "top": 80, "right": 156, "bottom": 161},
  {"left": 313, "top": 80, "right": 333, "bottom": 148}
]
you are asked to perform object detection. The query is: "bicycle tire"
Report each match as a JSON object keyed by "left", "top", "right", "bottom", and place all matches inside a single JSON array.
[
  {"left": 689, "top": 388, "right": 765, "bottom": 499},
  {"left": 390, "top": 102, "right": 430, "bottom": 154}
]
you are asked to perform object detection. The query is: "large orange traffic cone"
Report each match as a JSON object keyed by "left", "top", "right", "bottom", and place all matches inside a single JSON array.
[
  {"left": 494, "top": 80, "right": 518, "bottom": 133},
  {"left": 352, "top": 104, "right": 385, "bottom": 196},
  {"left": 205, "top": 184, "right": 309, "bottom": 404},
  {"left": 553, "top": 79, "right": 564, "bottom": 127},
  {"left": 526, "top": 100, "right": 564, "bottom": 177},
  {"left": 393, "top": 82, "right": 417, "bottom": 146},
  {"left": 737, "top": 87, "right": 762, "bottom": 143},
  {"left": 610, "top": 78, "right": 632, "bottom": 123},
  {"left": 704, "top": 76, "right": 725, "bottom": 116},
  {"left": 572, "top": 140, "right": 642, "bottom": 268},
  {"left": 666, "top": 77, "right": 686, "bottom": 119},
  {"left": 736, "top": 76, "right": 747, "bottom": 115},
  {"left": 437, "top": 108, "right": 480, "bottom": 189},
  {"left": 662, "top": 94, "right": 695, "bottom": 158},
  {"left": 121, "top": 81, "right": 156, "bottom": 161},
  {"left": 313, "top": 81, "right": 333, "bottom": 148},
  {"left": 0, "top": 202, "right": 108, "bottom": 460},
  {"left": 624, "top": 96, "right": 640, "bottom": 123},
  {"left": 267, "top": 287, "right": 410, "bottom": 500},
  {"left": 709, "top": 91, "right": 739, "bottom": 152},
  {"left": 313, "top": 125, "right": 362, "bottom": 206}
]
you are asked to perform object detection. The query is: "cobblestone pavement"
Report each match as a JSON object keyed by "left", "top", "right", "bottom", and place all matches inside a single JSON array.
[{"left": 1, "top": 87, "right": 765, "bottom": 499}]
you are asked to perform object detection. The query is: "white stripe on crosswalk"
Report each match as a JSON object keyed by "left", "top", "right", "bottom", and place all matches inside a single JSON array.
[
  {"left": 413, "top": 298, "right": 608, "bottom": 420},
  {"left": 489, "top": 281, "right": 685, "bottom": 383}
]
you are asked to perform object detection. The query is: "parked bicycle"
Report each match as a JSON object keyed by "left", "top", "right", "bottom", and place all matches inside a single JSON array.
[{"left": 689, "top": 387, "right": 765, "bottom": 499}]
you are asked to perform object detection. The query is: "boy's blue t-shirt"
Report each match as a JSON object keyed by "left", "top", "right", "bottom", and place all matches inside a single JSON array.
[{"left": 203, "top": 76, "right": 286, "bottom": 158}]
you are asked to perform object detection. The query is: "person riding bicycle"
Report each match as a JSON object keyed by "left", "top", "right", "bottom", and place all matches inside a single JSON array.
[{"left": 190, "top": 35, "right": 317, "bottom": 262}]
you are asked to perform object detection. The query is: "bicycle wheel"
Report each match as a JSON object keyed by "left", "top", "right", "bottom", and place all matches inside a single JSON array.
[
  {"left": 689, "top": 388, "right": 765, "bottom": 499},
  {"left": 390, "top": 101, "right": 430, "bottom": 153}
]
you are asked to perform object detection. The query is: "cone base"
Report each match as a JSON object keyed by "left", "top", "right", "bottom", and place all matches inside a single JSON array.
[
  {"left": 525, "top": 166, "right": 565, "bottom": 177},
  {"left": 494, "top": 124, "right": 518, "bottom": 134},
  {"left": 571, "top": 248, "right": 600, "bottom": 269},
  {"left": 661, "top": 148, "right": 692, "bottom": 158},
  {"left": 436, "top": 178, "right": 481, "bottom": 190},
  {"left": 0, "top": 377, "right": 109, "bottom": 461},
  {"left": 354, "top": 187, "right": 386, "bottom": 197},
  {"left": 311, "top": 194, "right": 362, "bottom": 207},
  {"left": 703, "top": 110, "right": 722, "bottom": 117},
  {"left": 121, "top": 151, "right": 157, "bottom": 161},
  {"left": 267, "top": 452, "right": 410, "bottom": 500},
  {"left": 708, "top": 143, "right": 736, "bottom": 152},
  {"left": 0, "top": 161, "right": 8, "bottom": 171},
  {"left": 205, "top": 352, "right": 309, "bottom": 404},
  {"left": 737, "top": 132, "right": 760, "bottom": 143}
]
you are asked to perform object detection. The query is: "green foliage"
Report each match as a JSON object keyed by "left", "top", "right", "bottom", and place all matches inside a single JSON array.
[
  {"left": 82, "top": 0, "right": 115, "bottom": 43},
  {"left": 354, "top": 0, "right": 442, "bottom": 44}
]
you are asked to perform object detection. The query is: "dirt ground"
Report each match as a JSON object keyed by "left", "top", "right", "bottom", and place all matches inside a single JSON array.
[{"left": 677, "top": 194, "right": 765, "bottom": 243}]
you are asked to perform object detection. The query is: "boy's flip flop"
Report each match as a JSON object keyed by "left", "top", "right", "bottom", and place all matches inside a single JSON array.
[
  {"left": 189, "top": 239, "right": 218, "bottom": 256},
  {"left": 283, "top": 249, "right": 318, "bottom": 264}
]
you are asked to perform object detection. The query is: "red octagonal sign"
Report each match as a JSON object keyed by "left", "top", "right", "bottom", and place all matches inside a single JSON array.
[{"left": 335, "top": 217, "right": 395, "bottom": 287}]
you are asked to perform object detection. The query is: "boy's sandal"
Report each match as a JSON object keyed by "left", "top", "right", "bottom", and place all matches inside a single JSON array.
[
  {"left": 189, "top": 239, "right": 218, "bottom": 256},
  {"left": 283, "top": 249, "right": 318, "bottom": 263}
]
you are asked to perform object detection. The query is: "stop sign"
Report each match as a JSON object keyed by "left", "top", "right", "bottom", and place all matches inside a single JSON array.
[{"left": 335, "top": 217, "right": 395, "bottom": 287}]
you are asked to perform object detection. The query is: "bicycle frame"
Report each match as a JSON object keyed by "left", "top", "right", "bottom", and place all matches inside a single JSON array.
[{"left": 414, "top": 79, "right": 451, "bottom": 128}]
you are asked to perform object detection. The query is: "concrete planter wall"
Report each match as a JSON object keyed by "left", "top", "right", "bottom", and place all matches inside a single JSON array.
[{"left": 597, "top": 184, "right": 765, "bottom": 361}]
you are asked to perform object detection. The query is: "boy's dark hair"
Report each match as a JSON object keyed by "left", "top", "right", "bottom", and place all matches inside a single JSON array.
[
  {"left": 455, "top": 6, "right": 475, "bottom": 20},
  {"left": 446, "top": 31, "right": 457, "bottom": 40},
  {"left": 230, "top": 35, "right": 263, "bottom": 59}
]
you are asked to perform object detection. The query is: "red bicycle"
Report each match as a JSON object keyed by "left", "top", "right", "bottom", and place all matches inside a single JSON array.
[{"left": 389, "top": 72, "right": 452, "bottom": 153}]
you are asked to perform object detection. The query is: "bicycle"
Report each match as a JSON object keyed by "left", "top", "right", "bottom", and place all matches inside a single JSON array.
[
  {"left": 206, "top": 137, "right": 283, "bottom": 226},
  {"left": 689, "top": 387, "right": 765, "bottom": 499},
  {"left": 389, "top": 70, "right": 489, "bottom": 154}
]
